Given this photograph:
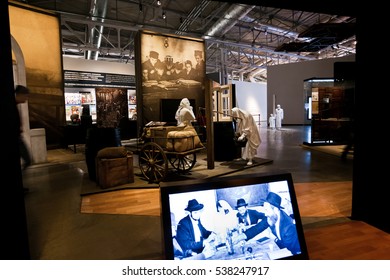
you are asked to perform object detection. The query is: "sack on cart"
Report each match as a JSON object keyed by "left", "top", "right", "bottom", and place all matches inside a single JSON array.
[{"left": 166, "top": 126, "right": 203, "bottom": 152}]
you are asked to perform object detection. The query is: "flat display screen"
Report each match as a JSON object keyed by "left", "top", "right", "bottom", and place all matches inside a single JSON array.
[{"left": 160, "top": 172, "right": 309, "bottom": 260}]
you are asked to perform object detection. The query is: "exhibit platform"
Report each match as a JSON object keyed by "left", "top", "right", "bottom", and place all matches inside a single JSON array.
[
  {"left": 21, "top": 126, "right": 362, "bottom": 260},
  {"left": 43, "top": 145, "right": 273, "bottom": 195}
]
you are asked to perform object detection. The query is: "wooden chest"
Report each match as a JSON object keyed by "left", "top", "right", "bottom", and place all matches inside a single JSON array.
[{"left": 96, "top": 154, "right": 134, "bottom": 189}]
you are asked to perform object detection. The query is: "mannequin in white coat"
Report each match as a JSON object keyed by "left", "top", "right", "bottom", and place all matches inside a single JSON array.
[
  {"left": 275, "top": 104, "right": 284, "bottom": 130},
  {"left": 231, "top": 107, "right": 261, "bottom": 165}
]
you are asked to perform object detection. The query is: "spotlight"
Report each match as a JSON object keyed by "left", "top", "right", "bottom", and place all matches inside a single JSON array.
[
  {"left": 157, "top": 0, "right": 161, "bottom": 6},
  {"left": 139, "top": 3, "right": 143, "bottom": 12},
  {"left": 162, "top": 11, "right": 166, "bottom": 19}
]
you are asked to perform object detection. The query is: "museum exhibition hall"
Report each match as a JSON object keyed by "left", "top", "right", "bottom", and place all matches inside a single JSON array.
[{"left": 2, "top": 0, "right": 388, "bottom": 262}]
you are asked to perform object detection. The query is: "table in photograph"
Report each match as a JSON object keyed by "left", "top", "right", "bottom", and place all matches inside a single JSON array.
[{"left": 207, "top": 236, "right": 292, "bottom": 260}]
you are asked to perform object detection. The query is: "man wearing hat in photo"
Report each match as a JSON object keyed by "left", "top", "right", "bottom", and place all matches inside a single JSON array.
[
  {"left": 234, "top": 192, "right": 301, "bottom": 255},
  {"left": 142, "top": 50, "right": 161, "bottom": 81},
  {"left": 194, "top": 49, "right": 205, "bottom": 81},
  {"left": 235, "top": 198, "right": 266, "bottom": 228},
  {"left": 262, "top": 192, "right": 301, "bottom": 255},
  {"left": 175, "top": 199, "right": 217, "bottom": 256},
  {"left": 171, "top": 61, "right": 184, "bottom": 80},
  {"left": 182, "top": 60, "right": 198, "bottom": 81}
]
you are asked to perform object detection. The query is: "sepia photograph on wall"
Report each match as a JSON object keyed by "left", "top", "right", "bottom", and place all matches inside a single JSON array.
[
  {"left": 136, "top": 31, "right": 206, "bottom": 126},
  {"left": 95, "top": 87, "right": 128, "bottom": 128}
]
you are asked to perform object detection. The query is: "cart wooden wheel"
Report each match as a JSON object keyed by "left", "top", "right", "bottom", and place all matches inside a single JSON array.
[
  {"left": 168, "top": 153, "right": 196, "bottom": 173},
  {"left": 139, "top": 142, "right": 168, "bottom": 183}
]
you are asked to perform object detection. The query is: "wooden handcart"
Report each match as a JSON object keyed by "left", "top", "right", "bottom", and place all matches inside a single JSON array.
[{"left": 138, "top": 125, "right": 205, "bottom": 183}]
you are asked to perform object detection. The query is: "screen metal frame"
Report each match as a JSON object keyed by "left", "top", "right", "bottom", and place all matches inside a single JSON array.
[{"left": 160, "top": 172, "right": 309, "bottom": 260}]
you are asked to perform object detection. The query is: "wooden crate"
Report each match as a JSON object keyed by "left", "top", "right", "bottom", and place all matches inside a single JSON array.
[
  {"left": 143, "top": 126, "right": 183, "bottom": 147},
  {"left": 96, "top": 154, "right": 134, "bottom": 189}
]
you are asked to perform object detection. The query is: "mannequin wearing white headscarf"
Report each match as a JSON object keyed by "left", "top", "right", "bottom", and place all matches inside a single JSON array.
[
  {"left": 231, "top": 107, "right": 261, "bottom": 165},
  {"left": 214, "top": 200, "right": 238, "bottom": 243},
  {"left": 175, "top": 98, "right": 196, "bottom": 127}
]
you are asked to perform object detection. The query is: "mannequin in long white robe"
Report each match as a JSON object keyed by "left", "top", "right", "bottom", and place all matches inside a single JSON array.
[
  {"left": 231, "top": 107, "right": 261, "bottom": 165},
  {"left": 269, "top": 113, "right": 276, "bottom": 129},
  {"left": 275, "top": 104, "right": 284, "bottom": 130}
]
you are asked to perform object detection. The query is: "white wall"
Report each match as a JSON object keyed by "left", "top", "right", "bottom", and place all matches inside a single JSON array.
[
  {"left": 267, "top": 54, "right": 355, "bottom": 125},
  {"left": 63, "top": 55, "right": 356, "bottom": 126},
  {"left": 63, "top": 56, "right": 135, "bottom": 75},
  {"left": 233, "top": 80, "right": 267, "bottom": 127}
]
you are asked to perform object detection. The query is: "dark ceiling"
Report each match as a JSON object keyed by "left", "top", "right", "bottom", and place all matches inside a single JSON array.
[
  {"left": 276, "top": 23, "right": 356, "bottom": 52},
  {"left": 11, "top": 0, "right": 357, "bottom": 82},
  {"left": 224, "top": 0, "right": 357, "bottom": 17}
]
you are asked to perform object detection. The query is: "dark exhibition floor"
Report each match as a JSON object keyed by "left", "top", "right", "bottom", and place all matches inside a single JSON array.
[{"left": 22, "top": 125, "right": 357, "bottom": 259}]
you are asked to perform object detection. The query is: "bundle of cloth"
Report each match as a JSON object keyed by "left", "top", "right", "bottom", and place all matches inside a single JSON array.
[{"left": 166, "top": 126, "right": 203, "bottom": 152}]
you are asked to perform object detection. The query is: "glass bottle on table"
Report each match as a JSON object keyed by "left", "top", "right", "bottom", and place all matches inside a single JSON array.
[{"left": 226, "top": 229, "right": 234, "bottom": 255}]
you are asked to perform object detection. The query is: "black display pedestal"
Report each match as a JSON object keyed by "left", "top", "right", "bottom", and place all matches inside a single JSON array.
[
  {"left": 85, "top": 126, "right": 122, "bottom": 181},
  {"left": 213, "top": 121, "right": 240, "bottom": 161},
  {"left": 118, "top": 118, "right": 138, "bottom": 140}
]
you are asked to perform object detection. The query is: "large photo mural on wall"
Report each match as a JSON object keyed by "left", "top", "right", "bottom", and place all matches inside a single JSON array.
[
  {"left": 136, "top": 31, "right": 206, "bottom": 126},
  {"left": 95, "top": 87, "right": 128, "bottom": 128},
  {"left": 9, "top": 3, "right": 64, "bottom": 146}
]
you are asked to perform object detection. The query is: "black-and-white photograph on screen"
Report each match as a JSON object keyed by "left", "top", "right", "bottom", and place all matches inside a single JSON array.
[{"left": 160, "top": 173, "right": 308, "bottom": 260}]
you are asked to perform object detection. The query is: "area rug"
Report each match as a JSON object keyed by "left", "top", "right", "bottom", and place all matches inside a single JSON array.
[{"left": 80, "top": 154, "right": 273, "bottom": 196}]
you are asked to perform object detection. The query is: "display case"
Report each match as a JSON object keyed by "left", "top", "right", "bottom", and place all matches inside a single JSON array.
[
  {"left": 65, "top": 93, "right": 82, "bottom": 123},
  {"left": 127, "top": 89, "right": 137, "bottom": 120},
  {"left": 64, "top": 88, "right": 97, "bottom": 123},
  {"left": 303, "top": 78, "right": 354, "bottom": 145}
]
